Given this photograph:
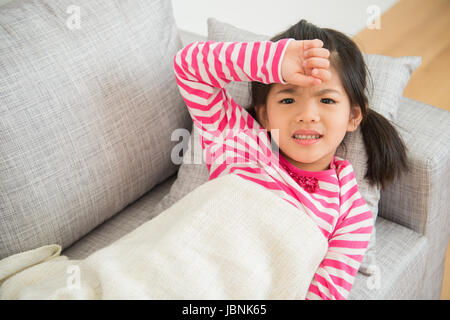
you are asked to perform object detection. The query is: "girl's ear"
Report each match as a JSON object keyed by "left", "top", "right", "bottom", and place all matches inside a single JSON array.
[
  {"left": 255, "top": 104, "right": 268, "bottom": 128},
  {"left": 347, "top": 105, "right": 363, "bottom": 132}
]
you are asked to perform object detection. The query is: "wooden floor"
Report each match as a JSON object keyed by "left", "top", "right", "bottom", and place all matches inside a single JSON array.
[
  {"left": 354, "top": 0, "right": 450, "bottom": 300},
  {"left": 443, "top": 242, "right": 450, "bottom": 300},
  {"left": 354, "top": 0, "right": 450, "bottom": 111}
]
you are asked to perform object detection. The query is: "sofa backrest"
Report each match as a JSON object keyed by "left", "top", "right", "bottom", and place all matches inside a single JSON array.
[{"left": 0, "top": 0, "right": 191, "bottom": 259}]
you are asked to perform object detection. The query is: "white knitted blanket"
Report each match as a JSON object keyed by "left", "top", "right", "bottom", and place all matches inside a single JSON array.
[{"left": 0, "top": 174, "right": 327, "bottom": 299}]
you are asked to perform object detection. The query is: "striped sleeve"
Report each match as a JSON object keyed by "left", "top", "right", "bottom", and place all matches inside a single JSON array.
[
  {"left": 172, "top": 39, "right": 293, "bottom": 151},
  {"left": 306, "top": 163, "right": 374, "bottom": 300}
]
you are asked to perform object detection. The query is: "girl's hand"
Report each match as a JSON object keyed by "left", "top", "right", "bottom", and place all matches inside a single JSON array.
[{"left": 281, "top": 39, "right": 331, "bottom": 87}]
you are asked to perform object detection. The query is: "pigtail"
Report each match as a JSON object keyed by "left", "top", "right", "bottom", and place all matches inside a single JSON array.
[{"left": 359, "top": 108, "right": 411, "bottom": 189}]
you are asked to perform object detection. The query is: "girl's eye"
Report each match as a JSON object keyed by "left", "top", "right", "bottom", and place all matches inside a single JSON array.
[
  {"left": 280, "top": 98, "right": 294, "bottom": 104},
  {"left": 321, "top": 98, "right": 336, "bottom": 104}
]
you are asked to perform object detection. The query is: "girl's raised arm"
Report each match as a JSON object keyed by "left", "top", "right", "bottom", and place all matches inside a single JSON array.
[
  {"left": 173, "top": 39, "right": 293, "bottom": 150},
  {"left": 173, "top": 39, "right": 329, "bottom": 152}
]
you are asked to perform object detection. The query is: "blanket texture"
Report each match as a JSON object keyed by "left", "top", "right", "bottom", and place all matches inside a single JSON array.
[{"left": 0, "top": 174, "right": 327, "bottom": 299}]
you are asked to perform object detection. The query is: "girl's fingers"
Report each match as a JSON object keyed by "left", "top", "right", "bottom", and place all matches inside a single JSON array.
[
  {"left": 304, "top": 47, "right": 330, "bottom": 59},
  {"left": 303, "top": 57, "right": 330, "bottom": 69},
  {"left": 289, "top": 73, "right": 321, "bottom": 87},
  {"left": 302, "top": 39, "right": 324, "bottom": 50},
  {"left": 311, "top": 68, "right": 332, "bottom": 82}
]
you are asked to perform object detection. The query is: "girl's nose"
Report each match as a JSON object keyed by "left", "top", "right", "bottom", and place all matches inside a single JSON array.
[{"left": 294, "top": 104, "right": 320, "bottom": 123}]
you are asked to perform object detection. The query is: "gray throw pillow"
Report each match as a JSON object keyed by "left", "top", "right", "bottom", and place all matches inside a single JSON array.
[{"left": 161, "top": 17, "right": 421, "bottom": 275}]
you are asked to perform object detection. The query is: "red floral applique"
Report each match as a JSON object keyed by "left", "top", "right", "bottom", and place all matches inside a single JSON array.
[{"left": 281, "top": 164, "right": 319, "bottom": 193}]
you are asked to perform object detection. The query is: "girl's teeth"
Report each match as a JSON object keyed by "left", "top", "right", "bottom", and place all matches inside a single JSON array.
[{"left": 294, "top": 135, "right": 321, "bottom": 139}]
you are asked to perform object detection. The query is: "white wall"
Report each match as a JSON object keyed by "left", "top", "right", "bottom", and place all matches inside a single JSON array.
[
  {"left": 0, "top": 0, "right": 398, "bottom": 38},
  {"left": 172, "top": 0, "right": 398, "bottom": 38}
]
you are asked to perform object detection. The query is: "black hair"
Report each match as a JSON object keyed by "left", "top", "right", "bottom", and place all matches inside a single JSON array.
[{"left": 248, "top": 19, "right": 410, "bottom": 189}]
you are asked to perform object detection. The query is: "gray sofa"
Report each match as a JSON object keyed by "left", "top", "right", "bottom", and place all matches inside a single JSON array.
[{"left": 1, "top": 0, "right": 449, "bottom": 300}]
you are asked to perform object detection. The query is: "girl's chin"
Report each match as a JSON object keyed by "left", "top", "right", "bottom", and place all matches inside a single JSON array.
[{"left": 282, "top": 152, "right": 321, "bottom": 165}]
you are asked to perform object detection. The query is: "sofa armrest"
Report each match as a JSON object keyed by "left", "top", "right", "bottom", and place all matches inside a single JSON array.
[
  {"left": 378, "top": 96, "right": 450, "bottom": 298},
  {"left": 379, "top": 97, "right": 450, "bottom": 236}
]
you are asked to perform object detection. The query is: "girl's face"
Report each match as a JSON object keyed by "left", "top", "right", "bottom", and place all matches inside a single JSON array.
[{"left": 257, "top": 65, "right": 362, "bottom": 172}]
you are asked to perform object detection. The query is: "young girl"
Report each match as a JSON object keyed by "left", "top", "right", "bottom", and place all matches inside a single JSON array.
[{"left": 173, "top": 19, "right": 408, "bottom": 300}]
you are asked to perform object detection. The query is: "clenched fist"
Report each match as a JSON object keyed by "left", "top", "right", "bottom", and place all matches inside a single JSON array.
[{"left": 281, "top": 39, "right": 331, "bottom": 87}]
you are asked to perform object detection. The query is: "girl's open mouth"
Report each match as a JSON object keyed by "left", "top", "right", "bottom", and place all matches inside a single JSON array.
[{"left": 292, "top": 134, "right": 323, "bottom": 145}]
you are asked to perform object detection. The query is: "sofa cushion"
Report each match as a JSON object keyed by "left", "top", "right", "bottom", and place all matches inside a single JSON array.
[
  {"left": 161, "top": 17, "right": 421, "bottom": 275},
  {"left": 348, "top": 217, "right": 428, "bottom": 299},
  {"left": 0, "top": 0, "right": 191, "bottom": 259},
  {"left": 62, "top": 173, "right": 178, "bottom": 260}
]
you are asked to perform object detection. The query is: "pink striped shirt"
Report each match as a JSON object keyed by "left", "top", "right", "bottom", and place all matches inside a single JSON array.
[{"left": 173, "top": 38, "right": 373, "bottom": 300}]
